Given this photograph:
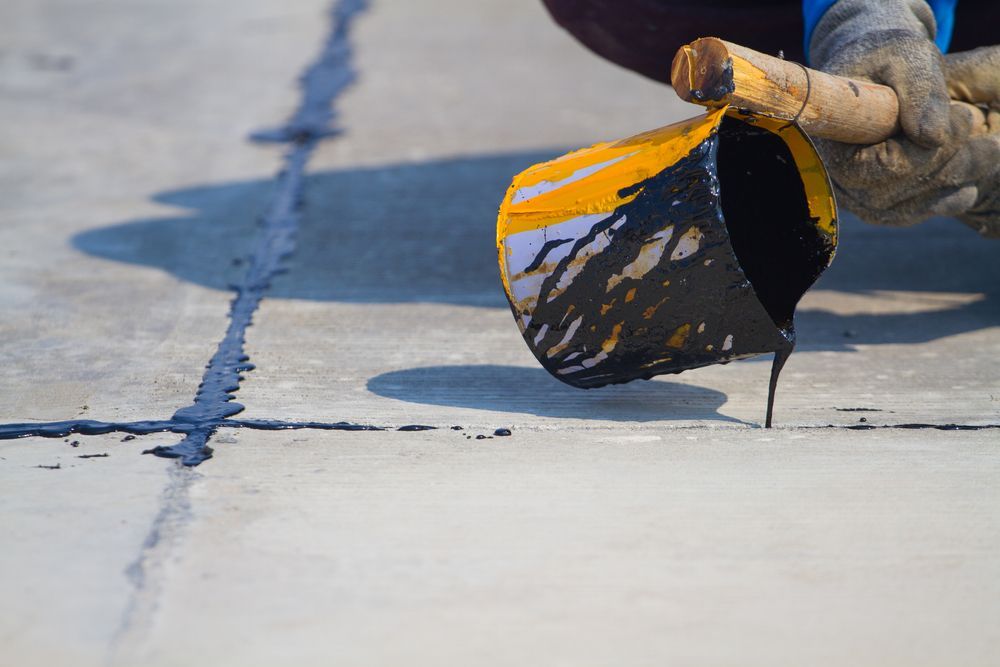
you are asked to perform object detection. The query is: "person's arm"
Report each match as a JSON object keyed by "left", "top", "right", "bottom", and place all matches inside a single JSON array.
[
  {"left": 803, "top": 0, "right": 957, "bottom": 58},
  {"left": 806, "top": 0, "right": 1000, "bottom": 236}
]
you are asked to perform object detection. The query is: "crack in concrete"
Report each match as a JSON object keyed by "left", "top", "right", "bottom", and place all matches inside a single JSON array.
[
  {"left": 147, "top": 0, "right": 369, "bottom": 465},
  {"left": 0, "top": 417, "right": 428, "bottom": 440},
  {"left": 108, "top": 464, "right": 196, "bottom": 665},
  {"left": 0, "top": 0, "right": 371, "bottom": 466},
  {"left": 99, "top": 1, "right": 370, "bottom": 660}
]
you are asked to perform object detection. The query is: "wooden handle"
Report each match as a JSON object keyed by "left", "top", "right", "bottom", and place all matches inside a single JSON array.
[{"left": 671, "top": 37, "right": 900, "bottom": 144}]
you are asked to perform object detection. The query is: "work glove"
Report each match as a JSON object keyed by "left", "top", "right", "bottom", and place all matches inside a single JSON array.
[
  {"left": 809, "top": 0, "right": 1000, "bottom": 238},
  {"left": 945, "top": 46, "right": 1000, "bottom": 237}
]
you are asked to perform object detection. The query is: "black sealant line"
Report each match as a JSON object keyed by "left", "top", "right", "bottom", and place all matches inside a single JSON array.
[
  {"left": 0, "top": 417, "right": 432, "bottom": 442},
  {"left": 833, "top": 423, "right": 1000, "bottom": 431},
  {"left": 2, "top": 415, "right": 994, "bottom": 441}
]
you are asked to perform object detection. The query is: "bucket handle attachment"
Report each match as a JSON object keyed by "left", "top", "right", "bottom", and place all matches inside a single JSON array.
[{"left": 671, "top": 37, "right": 900, "bottom": 145}]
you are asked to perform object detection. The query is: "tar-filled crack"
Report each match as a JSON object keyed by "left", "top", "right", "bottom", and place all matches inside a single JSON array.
[
  {"left": 96, "top": 5, "right": 370, "bottom": 659},
  {"left": 250, "top": 0, "right": 367, "bottom": 143},
  {"left": 151, "top": 0, "right": 371, "bottom": 465},
  {"left": 0, "top": 418, "right": 433, "bottom": 443},
  {"left": 0, "top": 0, "right": 372, "bottom": 467},
  {"left": 831, "top": 423, "right": 1000, "bottom": 431}
]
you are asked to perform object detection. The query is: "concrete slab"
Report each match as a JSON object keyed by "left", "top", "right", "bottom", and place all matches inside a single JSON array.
[
  {"left": 129, "top": 428, "right": 1000, "bottom": 667},
  {"left": 233, "top": 0, "right": 999, "bottom": 428},
  {"left": 0, "top": 434, "right": 180, "bottom": 667},
  {"left": 1, "top": 0, "right": 998, "bottom": 665},
  {"left": 232, "top": 213, "right": 1000, "bottom": 429}
]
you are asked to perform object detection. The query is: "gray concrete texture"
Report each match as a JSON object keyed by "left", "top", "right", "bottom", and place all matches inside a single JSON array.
[{"left": 0, "top": 0, "right": 997, "bottom": 665}]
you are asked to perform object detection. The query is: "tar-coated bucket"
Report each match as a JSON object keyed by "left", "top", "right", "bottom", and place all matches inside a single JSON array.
[{"left": 496, "top": 107, "right": 837, "bottom": 395}]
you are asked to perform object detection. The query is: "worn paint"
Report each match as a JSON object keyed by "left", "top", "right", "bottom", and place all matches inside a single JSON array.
[
  {"left": 496, "top": 109, "right": 726, "bottom": 300},
  {"left": 497, "top": 107, "right": 837, "bottom": 426}
]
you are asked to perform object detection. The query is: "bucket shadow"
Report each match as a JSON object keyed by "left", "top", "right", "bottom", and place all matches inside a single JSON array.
[
  {"left": 794, "top": 216, "right": 1000, "bottom": 350},
  {"left": 72, "top": 151, "right": 999, "bottom": 349},
  {"left": 367, "top": 364, "right": 741, "bottom": 423}
]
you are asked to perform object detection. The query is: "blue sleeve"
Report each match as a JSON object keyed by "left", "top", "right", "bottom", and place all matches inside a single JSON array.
[{"left": 802, "top": 0, "right": 958, "bottom": 59}]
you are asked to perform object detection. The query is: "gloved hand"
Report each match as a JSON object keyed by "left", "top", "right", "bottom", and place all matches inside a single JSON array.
[
  {"left": 809, "top": 0, "right": 1000, "bottom": 237},
  {"left": 945, "top": 46, "right": 1000, "bottom": 237},
  {"left": 945, "top": 46, "right": 1000, "bottom": 115}
]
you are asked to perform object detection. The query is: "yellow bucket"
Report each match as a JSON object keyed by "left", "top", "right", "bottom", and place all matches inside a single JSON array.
[{"left": 497, "top": 107, "right": 837, "bottom": 391}]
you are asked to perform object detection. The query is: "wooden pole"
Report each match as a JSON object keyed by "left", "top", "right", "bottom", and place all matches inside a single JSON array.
[{"left": 671, "top": 37, "right": 900, "bottom": 145}]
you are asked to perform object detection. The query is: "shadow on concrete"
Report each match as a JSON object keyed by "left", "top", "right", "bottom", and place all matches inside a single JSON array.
[
  {"left": 367, "top": 364, "right": 744, "bottom": 423},
  {"left": 75, "top": 152, "right": 558, "bottom": 308},
  {"left": 74, "top": 151, "right": 999, "bottom": 350},
  {"left": 794, "top": 215, "right": 1000, "bottom": 351}
]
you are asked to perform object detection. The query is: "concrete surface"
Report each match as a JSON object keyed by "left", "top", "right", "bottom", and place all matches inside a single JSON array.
[{"left": 0, "top": 0, "right": 998, "bottom": 665}]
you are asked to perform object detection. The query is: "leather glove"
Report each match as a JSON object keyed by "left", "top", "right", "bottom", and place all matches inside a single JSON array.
[{"left": 809, "top": 0, "right": 1000, "bottom": 236}]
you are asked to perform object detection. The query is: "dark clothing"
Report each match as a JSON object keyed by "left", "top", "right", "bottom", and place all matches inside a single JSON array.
[{"left": 541, "top": 0, "right": 998, "bottom": 84}]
